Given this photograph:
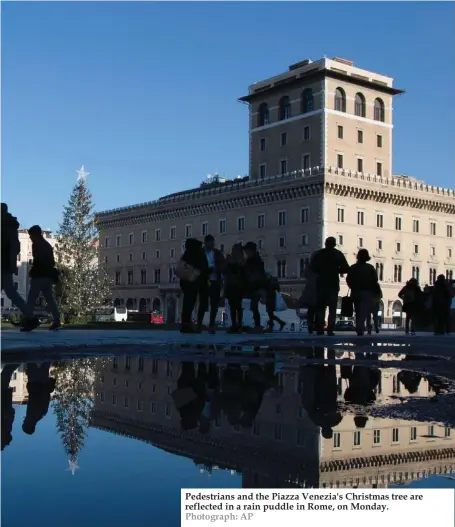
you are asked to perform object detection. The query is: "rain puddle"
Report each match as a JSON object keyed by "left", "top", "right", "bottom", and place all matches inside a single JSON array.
[{"left": 2, "top": 349, "right": 454, "bottom": 527}]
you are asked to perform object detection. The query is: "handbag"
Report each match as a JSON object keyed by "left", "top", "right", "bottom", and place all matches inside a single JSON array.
[
  {"left": 175, "top": 259, "right": 201, "bottom": 282},
  {"left": 340, "top": 292, "right": 354, "bottom": 318}
]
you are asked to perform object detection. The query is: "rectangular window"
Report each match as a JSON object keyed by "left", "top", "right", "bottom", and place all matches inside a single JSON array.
[
  {"left": 338, "top": 235, "right": 344, "bottom": 246},
  {"left": 155, "top": 229, "right": 161, "bottom": 242},
  {"left": 155, "top": 250, "right": 160, "bottom": 259},
  {"left": 373, "top": 430, "right": 381, "bottom": 444},
  {"left": 257, "top": 214, "right": 265, "bottom": 229},
  {"left": 378, "top": 239, "right": 383, "bottom": 250},
  {"left": 376, "top": 162, "right": 382, "bottom": 176},
  {"left": 127, "top": 271, "right": 133, "bottom": 285},
  {"left": 140, "top": 269, "right": 147, "bottom": 284},
  {"left": 357, "top": 211, "right": 365, "bottom": 225},
  {"left": 337, "top": 125, "right": 343, "bottom": 139},
  {"left": 116, "top": 254, "right": 120, "bottom": 263},
  {"left": 353, "top": 431, "right": 361, "bottom": 447},
  {"left": 219, "top": 219, "right": 226, "bottom": 234},
  {"left": 257, "top": 239, "right": 263, "bottom": 250},
  {"left": 333, "top": 432, "right": 341, "bottom": 448},
  {"left": 277, "top": 259, "right": 287, "bottom": 278},
  {"left": 112, "top": 394, "right": 117, "bottom": 406},
  {"left": 377, "top": 214, "right": 384, "bottom": 228},
  {"left": 337, "top": 208, "right": 345, "bottom": 223},
  {"left": 116, "top": 235, "right": 121, "bottom": 247},
  {"left": 395, "top": 217, "right": 402, "bottom": 231},
  {"left": 301, "top": 234, "right": 309, "bottom": 246},
  {"left": 447, "top": 224, "right": 453, "bottom": 238},
  {"left": 410, "top": 426, "right": 417, "bottom": 441},
  {"left": 280, "top": 132, "right": 287, "bottom": 146},
  {"left": 377, "top": 134, "right": 383, "bottom": 148},
  {"left": 303, "top": 125, "right": 310, "bottom": 141},
  {"left": 137, "top": 400, "right": 143, "bottom": 412},
  {"left": 358, "top": 237, "right": 363, "bottom": 248},
  {"left": 141, "top": 251, "right": 146, "bottom": 261},
  {"left": 154, "top": 268, "right": 161, "bottom": 284},
  {"left": 279, "top": 236, "right": 286, "bottom": 248},
  {"left": 413, "top": 219, "right": 419, "bottom": 233},
  {"left": 302, "top": 154, "right": 310, "bottom": 170},
  {"left": 104, "top": 237, "right": 110, "bottom": 248},
  {"left": 278, "top": 211, "right": 287, "bottom": 226},
  {"left": 170, "top": 226, "right": 176, "bottom": 240},
  {"left": 170, "top": 248, "right": 175, "bottom": 259},
  {"left": 300, "top": 208, "right": 309, "bottom": 223},
  {"left": 259, "top": 164, "right": 267, "bottom": 179},
  {"left": 337, "top": 154, "right": 343, "bottom": 169},
  {"left": 430, "top": 222, "right": 436, "bottom": 236},
  {"left": 392, "top": 428, "right": 399, "bottom": 443},
  {"left": 142, "top": 231, "right": 148, "bottom": 243},
  {"left": 357, "top": 130, "right": 363, "bottom": 143},
  {"left": 115, "top": 272, "right": 121, "bottom": 285},
  {"left": 280, "top": 159, "right": 288, "bottom": 175},
  {"left": 414, "top": 244, "right": 419, "bottom": 254},
  {"left": 129, "top": 253, "right": 133, "bottom": 262},
  {"left": 185, "top": 224, "right": 192, "bottom": 238},
  {"left": 357, "top": 158, "right": 363, "bottom": 172},
  {"left": 260, "top": 137, "right": 266, "bottom": 151},
  {"left": 396, "top": 242, "right": 401, "bottom": 253},
  {"left": 237, "top": 217, "right": 245, "bottom": 232},
  {"left": 201, "top": 222, "right": 208, "bottom": 236},
  {"left": 129, "top": 233, "right": 134, "bottom": 245}
]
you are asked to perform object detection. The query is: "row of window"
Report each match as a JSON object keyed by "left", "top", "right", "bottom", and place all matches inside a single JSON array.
[
  {"left": 256, "top": 89, "right": 385, "bottom": 127},
  {"left": 332, "top": 425, "right": 451, "bottom": 450},
  {"left": 337, "top": 209, "right": 454, "bottom": 237}
]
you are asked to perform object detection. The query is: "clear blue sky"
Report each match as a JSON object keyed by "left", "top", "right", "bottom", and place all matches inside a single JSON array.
[{"left": 2, "top": 1, "right": 454, "bottom": 231}]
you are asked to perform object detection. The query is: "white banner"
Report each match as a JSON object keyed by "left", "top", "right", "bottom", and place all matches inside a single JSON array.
[{"left": 181, "top": 489, "right": 454, "bottom": 526}]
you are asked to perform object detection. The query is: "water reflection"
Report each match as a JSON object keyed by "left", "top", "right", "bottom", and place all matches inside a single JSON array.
[{"left": 2, "top": 349, "right": 455, "bottom": 490}]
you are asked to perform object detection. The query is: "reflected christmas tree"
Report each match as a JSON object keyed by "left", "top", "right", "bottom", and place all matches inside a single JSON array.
[{"left": 52, "top": 357, "right": 107, "bottom": 474}]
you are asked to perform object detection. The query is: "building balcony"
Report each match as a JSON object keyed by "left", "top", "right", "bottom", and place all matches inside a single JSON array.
[{"left": 158, "top": 282, "right": 180, "bottom": 291}]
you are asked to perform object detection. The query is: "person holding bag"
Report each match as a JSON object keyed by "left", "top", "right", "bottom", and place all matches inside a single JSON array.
[{"left": 176, "top": 238, "right": 209, "bottom": 333}]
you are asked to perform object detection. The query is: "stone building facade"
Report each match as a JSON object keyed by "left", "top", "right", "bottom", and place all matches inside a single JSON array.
[
  {"left": 90, "top": 355, "right": 455, "bottom": 489},
  {"left": 95, "top": 56, "right": 455, "bottom": 324}
]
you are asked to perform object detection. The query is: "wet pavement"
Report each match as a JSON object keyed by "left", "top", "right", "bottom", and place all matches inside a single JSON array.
[{"left": 1, "top": 344, "right": 454, "bottom": 527}]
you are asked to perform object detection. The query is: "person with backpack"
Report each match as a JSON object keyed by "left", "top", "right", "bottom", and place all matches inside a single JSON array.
[
  {"left": 24, "top": 225, "right": 61, "bottom": 332},
  {"left": 398, "top": 278, "right": 422, "bottom": 336},
  {"left": 1, "top": 204, "right": 39, "bottom": 331}
]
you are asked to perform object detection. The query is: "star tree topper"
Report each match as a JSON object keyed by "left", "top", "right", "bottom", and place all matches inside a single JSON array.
[
  {"left": 67, "top": 458, "right": 80, "bottom": 475},
  {"left": 76, "top": 165, "right": 89, "bottom": 183}
]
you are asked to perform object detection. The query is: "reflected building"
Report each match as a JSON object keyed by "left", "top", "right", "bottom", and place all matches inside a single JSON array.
[
  {"left": 90, "top": 355, "right": 455, "bottom": 488},
  {"left": 8, "top": 364, "right": 29, "bottom": 405}
]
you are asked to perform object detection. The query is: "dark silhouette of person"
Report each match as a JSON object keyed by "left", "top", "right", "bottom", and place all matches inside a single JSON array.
[
  {"left": 1, "top": 204, "right": 39, "bottom": 331},
  {"left": 199, "top": 235, "right": 226, "bottom": 334},
  {"left": 432, "top": 274, "right": 451, "bottom": 335},
  {"left": 346, "top": 249, "right": 380, "bottom": 336},
  {"left": 344, "top": 362, "right": 380, "bottom": 407},
  {"left": 299, "top": 251, "right": 319, "bottom": 334},
  {"left": 264, "top": 275, "right": 286, "bottom": 332},
  {"left": 178, "top": 238, "right": 209, "bottom": 334},
  {"left": 24, "top": 225, "right": 61, "bottom": 332},
  {"left": 224, "top": 243, "right": 246, "bottom": 332},
  {"left": 22, "top": 362, "right": 55, "bottom": 435},
  {"left": 311, "top": 237, "right": 350, "bottom": 336},
  {"left": 398, "top": 278, "right": 423, "bottom": 335},
  {"left": 1, "top": 363, "right": 20, "bottom": 450},
  {"left": 300, "top": 348, "right": 343, "bottom": 437},
  {"left": 243, "top": 242, "right": 267, "bottom": 331}
]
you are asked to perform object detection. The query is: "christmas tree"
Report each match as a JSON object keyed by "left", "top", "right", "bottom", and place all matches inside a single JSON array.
[
  {"left": 56, "top": 166, "right": 112, "bottom": 319},
  {"left": 52, "top": 357, "right": 107, "bottom": 474}
]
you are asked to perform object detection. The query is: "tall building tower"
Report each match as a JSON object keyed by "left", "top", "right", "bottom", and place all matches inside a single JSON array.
[{"left": 239, "top": 56, "right": 403, "bottom": 181}]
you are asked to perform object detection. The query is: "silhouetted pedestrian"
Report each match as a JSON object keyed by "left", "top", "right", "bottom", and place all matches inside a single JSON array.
[
  {"left": 398, "top": 278, "right": 422, "bottom": 335},
  {"left": 24, "top": 225, "right": 61, "bottom": 331},
  {"left": 224, "top": 243, "right": 245, "bottom": 333},
  {"left": 346, "top": 249, "right": 379, "bottom": 336},
  {"left": 299, "top": 252, "right": 318, "bottom": 334},
  {"left": 243, "top": 242, "right": 266, "bottom": 332},
  {"left": 1, "top": 204, "right": 39, "bottom": 331},
  {"left": 311, "top": 237, "right": 350, "bottom": 336},
  {"left": 432, "top": 274, "right": 451, "bottom": 335},
  {"left": 22, "top": 363, "right": 54, "bottom": 435},
  {"left": 264, "top": 275, "right": 286, "bottom": 332}
]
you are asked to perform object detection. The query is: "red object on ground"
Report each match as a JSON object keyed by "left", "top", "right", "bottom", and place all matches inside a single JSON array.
[{"left": 151, "top": 311, "right": 164, "bottom": 324}]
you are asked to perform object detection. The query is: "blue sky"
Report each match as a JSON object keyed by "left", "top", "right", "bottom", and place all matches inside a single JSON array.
[{"left": 2, "top": 2, "right": 454, "bottom": 231}]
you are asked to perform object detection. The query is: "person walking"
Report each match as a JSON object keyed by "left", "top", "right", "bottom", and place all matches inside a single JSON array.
[
  {"left": 200, "top": 235, "right": 226, "bottom": 334},
  {"left": 398, "top": 278, "right": 422, "bottom": 336},
  {"left": 24, "top": 225, "right": 61, "bottom": 331},
  {"left": 264, "top": 274, "right": 286, "bottom": 332},
  {"left": 299, "top": 252, "right": 318, "bottom": 334},
  {"left": 1, "top": 205, "right": 39, "bottom": 331},
  {"left": 367, "top": 282, "right": 383, "bottom": 335},
  {"left": 223, "top": 243, "right": 245, "bottom": 333},
  {"left": 177, "top": 238, "right": 209, "bottom": 334},
  {"left": 243, "top": 242, "right": 267, "bottom": 332},
  {"left": 311, "top": 237, "right": 350, "bottom": 336},
  {"left": 432, "top": 274, "right": 451, "bottom": 335},
  {"left": 346, "top": 249, "right": 380, "bottom": 336}
]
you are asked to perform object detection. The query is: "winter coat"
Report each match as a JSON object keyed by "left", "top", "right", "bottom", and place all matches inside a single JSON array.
[
  {"left": 243, "top": 252, "right": 266, "bottom": 293},
  {"left": 1, "top": 211, "right": 20, "bottom": 275},
  {"left": 181, "top": 239, "right": 209, "bottom": 282},
  {"left": 30, "top": 236, "right": 56, "bottom": 279},
  {"left": 310, "top": 247, "right": 350, "bottom": 294},
  {"left": 432, "top": 280, "right": 451, "bottom": 310},
  {"left": 398, "top": 284, "right": 422, "bottom": 314},
  {"left": 346, "top": 262, "right": 379, "bottom": 295}
]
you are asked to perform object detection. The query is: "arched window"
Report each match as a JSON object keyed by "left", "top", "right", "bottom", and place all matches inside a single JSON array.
[
  {"left": 375, "top": 262, "right": 384, "bottom": 281},
  {"left": 279, "top": 96, "right": 291, "bottom": 120},
  {"left": 393, "top": 264, "right": 402, "bottom": 283},
  {"left": 354, "top": 93, "right": 366, "bottom": 117},
  {"left": 258, "top": 103, "right": 269, "bottom": 127},
  {"left": 301, "top": 88, "right": 314, "bottom": 113},
  {"left": 374, "top": 98, "right": 385, "bottom": 122},
  {"left": 334, "top": 88, "right": 346, "bottom": 112}
]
